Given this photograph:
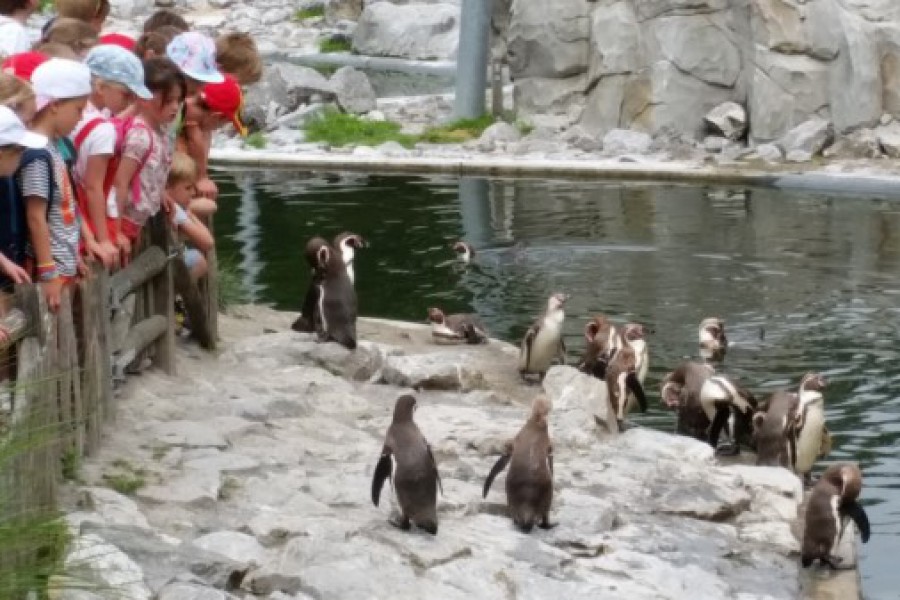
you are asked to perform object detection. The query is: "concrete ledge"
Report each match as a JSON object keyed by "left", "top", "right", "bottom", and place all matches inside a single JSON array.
[{"left": 209, "top": 149, "right": 900, "bottom": 198}]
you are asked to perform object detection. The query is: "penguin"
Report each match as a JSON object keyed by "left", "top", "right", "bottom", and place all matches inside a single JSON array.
[
  {"left": 623, "top": 323, "right": 650, "bottom": 385},
  {"left": 753, "top": 390, "right": 799, "bottom": 469},
  {"left": 426, "top": 307, "right": 489, "bottom": 344},
  {"left": 518, "top": 293, "right": 569, "bottom": 381},
  {"left": 452, "top": 241, "right": 475, "bottom": 264},
  {"left": 792, "top": 372, "right": 829, "bottom": 484},
  {"left": 291, "top": 236, "right": 330, "bottom": 333},
  {"left": 605, "top": 344, "right": 649, "bottom": 432},
  {"left": 333, "top": 231, "right": 366, "bottom": 285},
  {"left": 659, "top": 361, "right": 716, "bottom": 441},
  {"left": 576, "top": 315, "right": 623, "bottom": 379},
  {"left": 371, "top": 394, "right": 443, "bottom": 534},
  {"left": 697, "top": 373, "right": 758, "bottom": 454},
  {"left": 312, "top": 238, "right": 358, "bottom": 350},
  {"left": 483, "top": 395, "right": 555, "bottom": 532},
  {"left": 801, "top": 463, "right": 870, "bottom": 569},
  {"left": 699, "top": 317, "right": 728, "bottom": 361}
]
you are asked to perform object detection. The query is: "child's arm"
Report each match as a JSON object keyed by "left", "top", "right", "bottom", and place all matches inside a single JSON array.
[
  {"left": 82, "top": 154, "right": 118, "bottom": 268},
  {"left": 111, "top": 155, "right": 139, "bottom": 258},
  {"left": 0, "top": 253, "right": 30, "bottom": 285},
  {"left": 174, "top": 208, "right": 214, "bottom": 253},
  {"left": 185, "top": 123, "right": 217, "bottom": 200},
  {"left": 26, "top": 197, "right": 62, "bottom": 312}
]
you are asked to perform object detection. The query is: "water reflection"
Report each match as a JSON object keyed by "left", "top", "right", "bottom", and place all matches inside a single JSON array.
[{"left": 211, "top": 169, "right": 900, "bottom": 598}]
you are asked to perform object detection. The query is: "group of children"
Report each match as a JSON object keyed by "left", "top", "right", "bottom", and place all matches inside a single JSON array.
[{"left": 0, "top": 1, "right": 263, "bottom": 342}]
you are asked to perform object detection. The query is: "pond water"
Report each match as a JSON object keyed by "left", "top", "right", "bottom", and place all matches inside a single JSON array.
[{"left": 212, "top": 169, "right": 900, "bottom": 598}]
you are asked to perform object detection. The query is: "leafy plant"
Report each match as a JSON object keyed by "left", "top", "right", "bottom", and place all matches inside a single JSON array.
[
  {"left": 295, "top": 5, "right": 325, "bottom": 20},
  {"left": 318, "top": 37, "right": 352, "bottom": 54},
  {"left": 245, "top": 132, "right": 267, "bottom": 149},
  {"left": 304, "top": 110, "right": 417, "bottom": 148},
  {"left": 216, "top": 255, "right": 248, "bottom": 312},
  {"left": 420, "top": 114, "right": 496, "bottom": 144},
  {"left": 61, "top": 449, "right": 79, "bottom": 481},
  {"left": 39, "top": 0, "right": 54, "bottom": 14},
  {"left": 102, "top": 473, "right": 145, "bottom": 496}
]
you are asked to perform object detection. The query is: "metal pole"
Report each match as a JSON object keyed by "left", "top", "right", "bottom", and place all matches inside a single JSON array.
[{"left": 453, "top": 0, "right": 491, "bottom": 120}]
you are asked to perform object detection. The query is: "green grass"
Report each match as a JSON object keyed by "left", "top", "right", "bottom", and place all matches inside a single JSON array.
[
  {"left": 305, "top": 110, "right": 417, "bottom": 148},
  {"left": 39, "top": 0, "right": 54, "bottom": 13},
  {"left": 318, "top": 37, "right": 352, "bottom": 53},
  {"left": 295, "top": 5, "right": 325, "bottom": 20},
  {"left": 245, "top": 132, "right": 267, "bottom": 149},
  {"left": 217, "top": 256, "right": 248, "bottom": 312},
  {"left": 420, "top": 114, "right": 496, "bottom": 144},
  {"left": 61, "top": 449, "right": 80, "bottom": 481},
  {"left": 102, "top": 473, "right": 145, "bottom": 496}
]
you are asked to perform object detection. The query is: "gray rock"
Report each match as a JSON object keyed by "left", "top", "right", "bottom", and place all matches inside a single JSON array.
[
  {"left": 63, "top": 534, "right": 152, "bottom": 600},
  {"left": 508, "top": 0, "right": 590, "bottom": 79},
  {"left": 703, "top": 136, "right": 728, "bottom": 153},
  {"left": 326, "top": 0, "right": 363, "bottom": 22},
  {"left": 330, "top": 67, "right": 377, "bottom": 114},
  {"left": 158, "top": 583, "right": 229, "bottom": 600},
  {"left": 750, "top": 142, "right": 783, "bottom": 162},
  {"left": 785, "top": 149, "right": 813, "bottom": 163},
  {"left": 109, "top": 0, "right": 142, "bottom": 19},
  {"left": 380, "top": 352, "right": 487, "bottom": 391},
  {"left": 242, "top": 81, "right": 278, "bottom": 130},
  {"left": 75, "top": 487, "right": 151, "bottom": 530},
  {"left": 137, "top": 468, "right": 221, "bottom": 509},
  {"left": 150, "top": 421, "right": 229, "bottom": 449},
  {"left": 602, "top": 128, "right": 652, "bottom": 155},
  {"left": 704, "top": 101, "right": 747, "bottom": 141},
  {"left": 208, "top": 0, "right": 233, "bottom": 7},
  {"left": 823, "top": 128, "right": 882, "bottom": 158},
  {"left": 353, "top": 2, "right": 460, "bottom": 60},
  {"left": 876, "top": 121, "right": 900, "bottom": 157},
  {"left": 190, "top": 531, "right": 268, "bottom": 567},
  {"left": 374, "top": 140, "right": 410, "bottom": 156},
  {"left": 777, "top": 117, "right": 834, "bottom": 157},
  {"left": 542, "top": 366, "right": 615, "bottom": 440},
  {"left": 268, "top": 64, "right": 336, "bottom": 113},
  {"left": 562, "top": 125, "right": 601, "bottom": 152},
  {"left": 476, "top": 121, "right": 522, "bottom": 151}
]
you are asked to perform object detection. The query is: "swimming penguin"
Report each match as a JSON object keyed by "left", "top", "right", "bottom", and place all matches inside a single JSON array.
[
  {"left": 291, "top": 236, "right": 330, "bottom": 333},
  {"left": 452, "top": 241, "right": 475, "bottom": 264},
  {"left": 801, "top": 463, "right": 870, "bottom": 569},
  {"left": 518, "top": 293, "right": 569, "bottom": 381},
  {"left": 427, "top": 307, "right": 489, "bottom": 344},
  {"left": 753, "top": 390, "right": 800, "bottom": 469},
  {"left": 699, "top": 317, "right": 728, "bottom": 362},
  {"left": 483, "top": 395, "right": 555, "bottom": 532},
  {"left": 605, "top": 344, "right": 649, "bottom": 432},
  {"left": 577, "top": 315, "right": 623, "bottom": 379},
  {"left": 333, "top": 231, "right": 366, "bottom": 285},
  {"left": 792, "top": 372, "right": 829, "bottom": 484},
  {"left": 660, "top": 361, "right": 716, "bottom": 440},
  {"left": 371, "top": 394, "right": 443, "bottom": 534},
  {"left": 697, "top": 373, "right": 757, "bottom": 454},
  {"left": 310, "top": 237, "right": 358, "bottom": 349}
]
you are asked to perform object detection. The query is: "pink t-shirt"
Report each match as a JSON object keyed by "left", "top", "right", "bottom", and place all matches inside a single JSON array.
[{"left": 121, "top": 115, "right": 171, "bottom": 228}]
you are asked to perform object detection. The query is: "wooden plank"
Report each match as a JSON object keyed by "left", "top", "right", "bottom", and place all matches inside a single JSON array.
[
  {"left": 0, "top": 308, "right": 28, "bottom": 351},
  {"left": 113, "top": 315, "right": 167, "bottom": 378},
  {"left": 172, "top": 258, "right": 213, "bottom": 350},
  {"left": 78, "top": 273, "right": 100, "bottom": 454},
  {"left": 148, "top": 214, "right": 175, "bottom": 375},
  {"left": 93, "top": 267, "right": 113, "bottom": 421},
  {"left": 55, "top": 288, "right": 74, "bottom": 458},
  {"left": 107, "top": 246, "right": 168, "bottom": 306},
  {"left": 202, "top": 216, "right": 219, "bottom": 349}
]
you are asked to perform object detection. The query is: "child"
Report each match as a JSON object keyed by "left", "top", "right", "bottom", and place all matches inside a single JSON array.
[
  {"left": 177, "top": 74, "right": 246, "bottom": 216},
  {"left": 0, "top": 0, "right": 38, "bottom": 59},
  {"left": 0, "top": 71, "right": 37, "bottom": 123},
  {"left": 166, "top": 31, "right": 225, "bottom": 200},
  {"left": 215, "top": 32, "right": 262, "bottom": 86},
  {"left": 0, "top": 106, "right": 44, "bottom": 342},
  {"left": 2, "top": 50, "right": 48, "bottom": 83},
  {"left": 134, "top": 26, "right": 179, "bottom": 61},
  {"left": 17, "top": 58, "right": 91, "bottom": 312},
  {"left": 166, "top": 152, "right": 213, "bottom": 281},
  {"left": 41, "top": 17, "right": 98, "bottom": 57},
  {"left": 55, "top": 0, "right": 110, "bottom": 33},
  {"left": 98, "top": 32, "right": 135, "bottom": 52},
  {"left": 142, "top": 8, "right": 189, "bottom": 34},
  {"left": 73, "top": 44, "right": 152, "bottom": 269},
  {"left": 112, "top": 57, "right": 184, "bottom": 255}
]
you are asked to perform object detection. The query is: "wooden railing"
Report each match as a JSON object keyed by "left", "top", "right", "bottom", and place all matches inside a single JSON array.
[{"left": 0, "top": 212, "right": 218, "bottom": 588}]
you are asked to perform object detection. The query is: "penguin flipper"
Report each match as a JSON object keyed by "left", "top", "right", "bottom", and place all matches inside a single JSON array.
[
  {"left": 372, "top": 452, "right": 393, "bottom": 506},
  {"left": 547, "top": 446, "right": 553, "bottom": 476},
  {"left": 519, "top": 326, "right": 537, "bottom": 371},
  {"left": 557, "top": 338, "right": 567, "bottom": 365},
  {"left": 483, "top": 453, "right": 511, "bottom": 498},
  {"left": 626, "top": 372, "right": 648, "bottom": 412},
  {"left": 426, "top": 442, "right": 443, "bottom": 496},
  {"left": 843, "top": 501, "right": 871, "bottom": 543}
]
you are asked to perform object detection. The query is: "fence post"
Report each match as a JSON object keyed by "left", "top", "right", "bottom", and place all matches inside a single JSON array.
[{"left": 148, "top": 213, "right": 175, "bottom": 375}]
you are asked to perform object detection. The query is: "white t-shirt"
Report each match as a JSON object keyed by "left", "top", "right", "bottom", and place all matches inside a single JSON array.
[
  {"left": 71, "top": 104, "right": 118, "bottom": 217},
  {"left": 0, "top": 17, "right": 32, "bottom": 59}
]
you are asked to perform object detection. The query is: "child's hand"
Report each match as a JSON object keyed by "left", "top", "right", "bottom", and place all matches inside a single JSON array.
[
  {"left": 116, "top": 233, "right": 132, "bottom": 267},
  {"left": 196, "top": 177, "right": 218, "bottom": 200},
  {"left": 0, "top": 255, "right": 30, "bottom": 285},
  {"left": 162, "top": 191, "right": 175, "bottom": 215},
  {"left": 87, "top": 238, "right": 118, "bottom": 270},
  {"left": 77, "top": 257, "right": 90, "bottom": 278},
  {"left": 41, "top": 278, "right": 63, "bottom": 313}
]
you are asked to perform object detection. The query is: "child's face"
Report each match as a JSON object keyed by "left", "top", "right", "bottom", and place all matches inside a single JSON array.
[
  {"left": 146, "top": 87, "right": 182, "bottom": 125},
  {"left": 0, "top": 145, "right": 25, "bottom": 178},
  {"left": 52, "top": 96, "right": 88, "bottom": 137},
  {"left": 167, "top": 178, "right": 195, "bottom": 207},
  {"left": 99, "top": 81, "right": 133, "bottom": 116}
]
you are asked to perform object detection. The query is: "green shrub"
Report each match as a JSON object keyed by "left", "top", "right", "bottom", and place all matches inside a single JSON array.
[
  {"left": 245, "top": 132, "right": 267, "bottom": 149},
  {"left": 305, "top": 110, "right": 417, "bottom": 148},
  {"left": 295, "top": 5, "right": 325, "bottom": 20},
  {"left": 420, "top": 114, "right": 496, "bottom": 144},
  {"left": 318, "top": 37, "right": 352, "bottom": 53},
  {"left": 217, "top": 256, "right": 248, "bottom": 312},
  {"left": 102, "top": 473, "right": 145, "bottom": 496}
]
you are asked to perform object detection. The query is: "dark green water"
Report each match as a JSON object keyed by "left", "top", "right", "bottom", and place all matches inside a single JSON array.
[{"left": 212, "top": 169, "right": 900, "bottom": 598}]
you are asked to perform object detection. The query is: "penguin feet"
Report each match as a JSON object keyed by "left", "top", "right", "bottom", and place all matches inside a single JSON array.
[
  {"left": 389, "top": 515, "right": 411, "bottom": 531},
  {"left": 417, "top": 521, "right": 438, "bottom": 535},
  {"left": 714, "top": 442, "right": 740, "bottom": 456},
  {"left": 538, "top": 517, "right": 558, "bottom": 530},
  {"left": 821, "top": 555, "right": 846, "bottom": 570}
]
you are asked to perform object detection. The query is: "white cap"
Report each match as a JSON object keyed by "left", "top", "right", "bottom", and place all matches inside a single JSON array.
[
  {"left": 0, "top": 106, "right": 48, "bottom": 149},
  {"left": 31, "top": 58, "right": 92, "bottom": 113}
]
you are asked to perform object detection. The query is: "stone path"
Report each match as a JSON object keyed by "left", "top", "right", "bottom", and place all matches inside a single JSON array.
[{"left": 57, "top": 305, "right": 834, "bottom": 599}]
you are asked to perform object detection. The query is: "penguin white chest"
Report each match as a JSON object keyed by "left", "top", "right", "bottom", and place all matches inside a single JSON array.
[
  {"left": 630, "top": 339, "right": 649, "bottom": 384},
  {"left": 528, "top": 316, "right": 563, "bottom": 371},
  {"left": 795, "top": 401, "right": 825, "bottom": 474}
]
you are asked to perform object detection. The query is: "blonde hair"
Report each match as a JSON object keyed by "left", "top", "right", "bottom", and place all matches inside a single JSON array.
[
  {"left": 216, "top": 32, "right": 262, "bottom": 85},
  {"left": 167, "top": 152, "right": 198, "bottom": 186},
  {"left": 0, "top": 72, "right": 35, "bottom": 115},
  {"left": 55, "top": 0, "right": 110, "bottom": 22},
  {"left": 42, "top": 17, "right": 99, "bottom": 55}
]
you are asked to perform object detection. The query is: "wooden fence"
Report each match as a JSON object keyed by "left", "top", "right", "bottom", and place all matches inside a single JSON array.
[{"left": 0, "top": 213, "right": 218, "bottom": 590}]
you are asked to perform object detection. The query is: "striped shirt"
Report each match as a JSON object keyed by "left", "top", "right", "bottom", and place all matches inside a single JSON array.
[{"left": 18, "top": 144, "right": 80, "bottom": 277}]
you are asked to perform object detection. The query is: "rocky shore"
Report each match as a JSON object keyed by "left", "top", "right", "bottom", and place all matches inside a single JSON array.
[{"left": 54, "top": 305, "right": 856, "bottom": 599}]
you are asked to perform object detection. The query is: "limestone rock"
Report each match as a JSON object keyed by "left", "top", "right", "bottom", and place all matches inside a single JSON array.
[
  {"left": 777, "top": 117, "right": 834, "bottom": 156},
  {"left": 150, "top": 420, "right": 229, "bottom": 449},
  {"left": 325, "top": 0, "right": 362, "bottom": 22},
  {"left": 190, "top": 531, "right": 268, "bottom": 567},
  {"left": 268, "top": 64, "right": 336, "bottom": 113},
  {"left": 507, "top": 0, "right": 590, "bottom": 79},
  {"left": 137, "top": 468, "right": 221, "bottom": 509},
  {"left": 353, "top": 2, "right": 460, "bottom": 60},
  {"left": 477, "top": 121, "right": 522, "bottom": 151},
  {"left": 542, "top": 365, "right": 615, "bottom": 438},
  {"left": 750, "top": 142, "right": 783, "bottom": 162},
  {"left": 823, "top": 128, "right": 882, "bottom": 158},
  {"left": 157, "top": 583, "right": 229, "bottom": 600},
  {"left": 876, "top": 121, "right": 900, "bottom": 157},
  {"left": 330, "top": 66, "right": 377, "bottom": 114},
  {"left": 602, "top": 128, "right": 652, "bottom": 155},
  {"left": 75, "top": 487, "right": 151, "bottom": 530},
  {"left": 64, "top": 534, "right": 152, "bottom": 600},
  {"left": 380, "top": 352, "right": 486, "bottom": 391},
  {"left": 704, "top": 102, "right": 747, "bottom": 141}
]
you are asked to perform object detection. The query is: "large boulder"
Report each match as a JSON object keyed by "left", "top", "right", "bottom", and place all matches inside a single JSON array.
[
  {"left": 352, "top": 2, "right": 460, "bottom": 60},
  {"left": 329, "top": 67, "right": 377, "bottom": 114},
  {"left": 325, "top": 0, "right": 363, "bottom": 22},
  {"left": 507, "top": 0, "right": 590, "bottom": 79},
  {"left": 777, "top": 117, "right": 834, "bottom": 156},
  {"left": 704, "top": 101, "right": 748, "bottom": 140},
  {"left": 268, "top": 64, "right": 336, "bottom": 114}
]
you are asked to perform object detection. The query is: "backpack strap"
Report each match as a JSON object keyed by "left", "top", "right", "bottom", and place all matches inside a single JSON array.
[
  {"left": 73, "top": 117, "right": 107, "bottom": 152},
  {"left": 124, "top": 121, "right": 154, "bottom": 207}
]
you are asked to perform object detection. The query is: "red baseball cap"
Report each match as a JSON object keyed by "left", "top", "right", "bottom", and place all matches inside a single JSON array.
[
  {"left": 2, "top": 51, "right": 50, "bottom": 82},
  {"left": 200, "top": 74, "right": 247, "bottom": 136},
  {"left": 99, "top": 33, "right": 137, "bottom": 52}
]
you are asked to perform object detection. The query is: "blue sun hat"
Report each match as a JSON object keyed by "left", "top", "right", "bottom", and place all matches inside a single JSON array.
[
  {"left": 85, "top": 44, "right": 152, "bottom": 99},
  {"left": 165, "top": 31, "right": 225, "bottom": 84}
]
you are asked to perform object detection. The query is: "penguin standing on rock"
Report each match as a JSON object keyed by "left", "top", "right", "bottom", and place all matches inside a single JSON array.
[
  {"left": 518, "top": 293, "right": 569, "bottom": 381},
  {"left": 802, "top": 463, "right": 871, "bottom": 569},
  {"left": 291, "top": 236, "right": 331, "bottom": 334},
  {"left": 483, "top": 396, "right": 555, "bottom": 533},
  {"left": 333, "top": 231, "right": 366, "bottom": 285},
  {"left": 371, "top": 395, "right": 443, "bottom": 534},
  {"left": 699, "top": 317, "right": 728, "bottom": 362}
]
